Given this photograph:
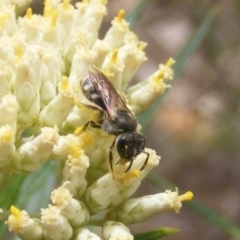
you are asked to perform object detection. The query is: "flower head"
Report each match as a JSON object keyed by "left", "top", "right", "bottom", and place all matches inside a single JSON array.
[{"left": 0, "top": 1, "right": 193, "bottom": 239}]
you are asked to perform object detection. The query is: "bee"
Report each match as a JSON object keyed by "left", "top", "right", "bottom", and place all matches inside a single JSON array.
[{"left": 80, "top": 66, "right": 149, "bottom": 173}]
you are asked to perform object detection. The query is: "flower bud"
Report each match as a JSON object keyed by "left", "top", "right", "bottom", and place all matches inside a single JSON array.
[
  {"left": 16, "top": 126, "right": 59, "bottom": 172},
  {"left": 51, "top": 186, "right": 90, "bottom": 227},
  {"left": 15, "top": 61, "right": 40, "bottom": 128},
  {"left": 41, "top": 205, "right": 73, "bottom": 240},
  {"left": 39, "top": 76, "right": 74, "bottom": 128},
  {"left": 127, "top": 58, "right": 175, "bottom": 115},
  {"left": 104, "top": 10, "right": 129, "bottom": 49},
  {"left": 74, "top": 228, "right": 101, "bottom": 240},
  {"left": 118, "top": 42, "right": 147, "bottom": 88},
  {"left": 102, "top": 221, "right": 133, "bottom": 240},
  {"left": 62, "top": 148, "right": 89, "bottom": 197},
  {"left": 7, "top": 206, "right": 43, "bottom": 240},
  {"left": 106, "top": 189, "right": 194, "bottom": 225}
]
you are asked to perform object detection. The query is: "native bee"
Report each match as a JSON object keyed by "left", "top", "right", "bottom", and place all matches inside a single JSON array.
[{"left": 80, "top": 66, "right": 149, "bottom": 173}]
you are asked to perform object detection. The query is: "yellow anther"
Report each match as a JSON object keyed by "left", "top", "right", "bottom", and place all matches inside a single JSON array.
[
  {"left": 70, "top": 145, "right": 81, "bottom": 158},
  {"left": 117, "top": 9, "right": 125, "bottom": 22},
  {"left": 111, "top": 49, "right": 118, "bottom": 64},
  {"left": 10, "top": 206, "right": 20, "bottom": 217},
  {"left": 0, "top": 13, "right": 9, "bottom": 25},
  {"left": 0, "top": 129, "right": 14, "bottom": 143},
  {"left": 166, "top": 57, "right": 175, "bottom": 67},
  {"left": 100, "top": 0, "right": 106, "bottom": 4},
  {"left": 59, "top": 76, "right": 69, "bottom": 90},
  {"left": 44, "top": 5, "right": 51, "bottom": 18},
  {"left": 138, "top": 41, "right": 147, "bottom": 51},
  {"left": 51, "top": 11, "right": 57, "bottom": 27},
  {"left": 123, "top": 170, "right": 140, "bottom": 181},
  {"left": 26, "top": 8, "right": 32, "bottom": 19},
  {"left": 63, "top": 0, "right": 70, "bottom": 10},
  {"left": 179, "top": 191, "right": 194, "bottom": 202}
]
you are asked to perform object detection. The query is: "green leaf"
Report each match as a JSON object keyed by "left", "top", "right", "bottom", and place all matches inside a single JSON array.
[
  {"left": 16, "top": 161, "right": 58, "bottom": 211},
  {"left": 0, "top": 175, "right": 26, "bottom": 209},
  {"left": 138, "top": 6, "right": 219, "bottom": 130},
  {"left": 0, "top": 174, "right": 26, "bottom": 238},
  {"left": 126, "top": 0, "right": 151, "bottom": 29},
  {"left": 0, "top": 161, "right": 58, "bottom": 238},
  {"left": 147, "top": 173, "right": 240, "bottom": 239},
  {"left": 134, "top": 227, "right": 179, "bottom": 240}
]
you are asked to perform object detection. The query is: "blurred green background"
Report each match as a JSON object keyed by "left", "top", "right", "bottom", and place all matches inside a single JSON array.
[{"left": 9, "top": 0, "right": 240, "bottom": 239}]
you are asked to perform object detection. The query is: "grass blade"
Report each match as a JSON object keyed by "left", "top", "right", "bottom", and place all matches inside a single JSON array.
[
  {"left": 126, "top": 0, "right": 151, "bottom": 29},
  {"left": 134, "top": 227, "right": 179, "bottom": 240},
  {"left": 138, "top": 6, "right": 219, "bottom": 130}
]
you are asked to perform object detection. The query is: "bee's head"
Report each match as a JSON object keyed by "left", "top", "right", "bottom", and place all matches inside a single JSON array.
[{"left": 115, "top": 132, "right": 145, "bottom": 160}]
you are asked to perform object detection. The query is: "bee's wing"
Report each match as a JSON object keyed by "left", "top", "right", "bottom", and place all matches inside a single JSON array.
[{"left": 88, "top": 67, "right": 134, "bottom": 121}]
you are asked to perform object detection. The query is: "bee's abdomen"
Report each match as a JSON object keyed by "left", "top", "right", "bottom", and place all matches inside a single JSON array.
[{"left": 81, "top": 75, "right": 104, "bottom": 109}]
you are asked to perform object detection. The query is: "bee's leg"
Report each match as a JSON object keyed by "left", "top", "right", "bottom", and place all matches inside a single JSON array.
[
  {"left": 139, "top": 151, "right": 150, "bottom": 171},
  {"left": 89, "top": 121, "right": 101, "bottom": 129},
  {"left": 80, "top": 120, "right": 100, "bottom": 132},
  {"left": 75, "top": 100, "right": 100, "bottom": 112},
  {"left": 124, "top": 159, "right": 134, "bottom": 172},
  {"left": 75, "top": 101, "right": 104, "bottom": 133},
  {"left": 109, "top": 137, "right": 117, "bottom": 174}
]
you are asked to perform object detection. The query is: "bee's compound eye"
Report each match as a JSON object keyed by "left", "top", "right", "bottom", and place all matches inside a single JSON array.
[{"left": 116, "top": 133, "right": 145, "bottom": 159}]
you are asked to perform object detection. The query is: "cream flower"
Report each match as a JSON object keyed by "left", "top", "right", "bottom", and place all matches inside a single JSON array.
[
  {"left": 106, "top": 189, "right": 194, "bottom": 225},
  {"left": 0, "top": 1, "right": 193, "bottom": 239},
  {"left": 7, "top": 206, "right": 43, "bottom": 240},
  {"left": 51, "top": 185, "right": 90, "bottom": 227},
  {"left": 74, "top": 228, "right": 101, "bottom": 240},
  {"left": 102, "top": 221, "right": 133, "bottom": 240},
  {"left": 41, "top": 205, "right": 73, "bottom": 240}
]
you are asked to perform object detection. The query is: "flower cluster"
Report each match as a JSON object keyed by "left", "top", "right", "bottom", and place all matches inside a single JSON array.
[{"left": 0, "top": 0, "right": 193, "bottom": 239}]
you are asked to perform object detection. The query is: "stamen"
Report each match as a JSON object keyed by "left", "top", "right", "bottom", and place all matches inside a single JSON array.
[
  {"left": 117, "top": 9, "right": 125, "bottom": 22},
  {"left": 10, "top": 206, "right": 20, "bottom": 218},
  {"left": 59, "top": 76, "right": 69, "bottom": 91},
  {"left": 123, "top": 170, "right": 140, "bottom": 181},
  {"left": 51, "top": 11, "right": 57, "bottom": 27},
  {"left": 0, "top": 13, "right": 9, "bottom": 25},
  {"left": 0, "top": 127, "right": 14, "bottom": 143},
  {"left": 26, "top": 8, "right": 32, "bottom": 19},
  {"left": 179, "top": 191, "right": 194, "bottom": 202},
  {"left": 166, "top": 57, "right": 175, "bottom": 67},
  {"left": 63, "top": 0, "right": 70, "bottom": 10},
  {"left": 111, "top": 49, "right": 118, "bottom": 63},
  {"left": 70, "top": 145, "right": 81, "bottom": 158}
]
